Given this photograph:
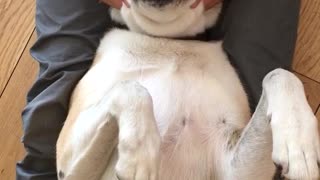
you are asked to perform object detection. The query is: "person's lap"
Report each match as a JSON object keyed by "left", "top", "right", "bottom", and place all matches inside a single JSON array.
[
  {"left": 16, "top": 0, "right": 300, "bottom": 179},
  {"left": 221, "top": 0, "right": 300, "bottom": 110},
  {"left": 16, "top": 0, "right": 110, "bottom": 179}
]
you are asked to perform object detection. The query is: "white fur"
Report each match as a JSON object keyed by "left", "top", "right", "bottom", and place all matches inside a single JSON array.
[
  {"left": 115, "top": 0, "right": 221, "bottom": 37},
  {"left": 264, "top": 70, "right": 320, "bottom": 179},
  {"left": 56, "top": 1, "right": 320, "bottom": 180}
]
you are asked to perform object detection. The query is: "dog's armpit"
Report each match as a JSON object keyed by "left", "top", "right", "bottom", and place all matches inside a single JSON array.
[{"left": 227, "top": 129, "right": 241, "bottom": 150}]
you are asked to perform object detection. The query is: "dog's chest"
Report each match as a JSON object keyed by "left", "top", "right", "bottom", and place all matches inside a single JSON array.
[{"left": 94, "top": 30, "right": 250, "bottom": 132}]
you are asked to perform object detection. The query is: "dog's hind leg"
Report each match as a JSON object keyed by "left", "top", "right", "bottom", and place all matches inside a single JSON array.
[
  {"left": 226, "top": 69, "right": 320, "bottom": 180},
  {"left": 225, "top": 90, "right": 274, "bottom": 180},
  {"left": 58, "top": 81, "right": 161, "bottom": 180}
]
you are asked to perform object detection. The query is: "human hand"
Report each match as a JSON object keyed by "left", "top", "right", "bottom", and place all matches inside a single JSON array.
[
  {"left": 203, "top": 0, "right": 222, "bottom": 10},
  {"left": 99, "top": 0, "right": 123, "bottom": 9}
]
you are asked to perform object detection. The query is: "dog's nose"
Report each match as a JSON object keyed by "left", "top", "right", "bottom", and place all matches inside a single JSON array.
[
  {"left": 132, "top": 0, "right": 180, "bottom": 23},
  {"left": 136, "top": 0, "right": 174, "bottom": 7}
]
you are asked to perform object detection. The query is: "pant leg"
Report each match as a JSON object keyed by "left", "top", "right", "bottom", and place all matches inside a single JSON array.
[
  {"left": 210, "top": 0, "right": 300, "bottom": 110},
  {"left": 16, "top": 0, "right": 114, "bottom": 179}
]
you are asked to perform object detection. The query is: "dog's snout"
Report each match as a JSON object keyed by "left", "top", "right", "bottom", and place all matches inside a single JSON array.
[{"left": 134, "top": 0, "right": 180, "bottom": 7}]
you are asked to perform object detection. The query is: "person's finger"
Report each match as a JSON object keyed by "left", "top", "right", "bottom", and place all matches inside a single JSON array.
[
  {"left": 191, "top": 0, "right": 222, "bottom": 10},
  {"left": 203, "top": 0, "right": 222, "bottom": 10},
  {"left": 100, "top": 0, "right": 122, "bottom": 9}
]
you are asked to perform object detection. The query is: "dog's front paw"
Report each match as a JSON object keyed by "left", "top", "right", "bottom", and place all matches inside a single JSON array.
[
  {"left": 271, "top": 109, "right": 320, "bottom": 179},
  {"left": 115, "top": 131, "right": 160, "bottom": 180}
]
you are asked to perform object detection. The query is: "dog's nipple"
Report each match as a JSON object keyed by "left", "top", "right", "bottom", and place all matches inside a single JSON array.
[{"left": 58, "top": 170, "right": 65, "bottom": 179}]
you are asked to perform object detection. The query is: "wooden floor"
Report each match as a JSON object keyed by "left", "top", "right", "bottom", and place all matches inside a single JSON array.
[{"left": 0, "top": 0, "right": 319, "bottom": 179}]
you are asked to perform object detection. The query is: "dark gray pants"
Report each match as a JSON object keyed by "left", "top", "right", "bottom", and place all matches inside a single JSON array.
[{"left": 16, "top": 0, "right": 300, "bottom": 179}]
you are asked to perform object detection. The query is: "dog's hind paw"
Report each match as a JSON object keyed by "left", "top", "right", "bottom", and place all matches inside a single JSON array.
[
  {"left": 271, "top": 105, "right": 320, "bottom": 180},
  {"left": 263, "top": 69, "right": 320, "bottom": 180}
]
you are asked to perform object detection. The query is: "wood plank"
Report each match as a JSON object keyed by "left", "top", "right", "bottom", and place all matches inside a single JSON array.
[
  {"left": 317, "top": 108, "right": 320, "bottom": 132},
  {"left": 0, "top": 0, "right": 35, "bottom": 97},
  {"left": 293, "top": 0, "right": 320, "bottom": 82},
  {"left": 0, "top": 31, "right": 38, "bottom": 180},
  {"left": 295, "top": 73, "right": 320, "bottom": 113}
]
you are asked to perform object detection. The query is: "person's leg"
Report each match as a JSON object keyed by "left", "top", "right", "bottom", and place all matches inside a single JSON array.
[
  {"left": 211, "top": 0, "right": 300, "bottom": 110},
  {"left": 16, "top": 0, "right": 113, "bottom": 179}
]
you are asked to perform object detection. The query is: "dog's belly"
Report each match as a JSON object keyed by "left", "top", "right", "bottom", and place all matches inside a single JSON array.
[
  {"left": 97, "top": 68, "right": 250, "bottom": 179},
  {"left": 94, "top": 61, "right": 250, "bottom": 179},
  {"left": 140, "top": 71, "right": 248, "bottom": 179},
  {"left": 98, "top": 70, "right": 249, "bottom": 179},
  {"left": 76, "top": 30, "right": 251, "bottom": 179}
]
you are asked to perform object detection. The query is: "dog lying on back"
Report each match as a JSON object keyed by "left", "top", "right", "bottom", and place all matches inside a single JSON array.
[{"left": 56, "top": 0, "right": 320, "bottom": 179}]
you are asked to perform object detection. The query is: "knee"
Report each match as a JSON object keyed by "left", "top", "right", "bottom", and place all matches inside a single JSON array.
[{"left": 262, "top": 68, "right": 303, "bottom": 92}]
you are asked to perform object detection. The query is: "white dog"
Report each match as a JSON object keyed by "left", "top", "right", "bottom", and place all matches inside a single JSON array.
[{"left": 56, "top": 0, "right": 320, "bottom": 179}]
